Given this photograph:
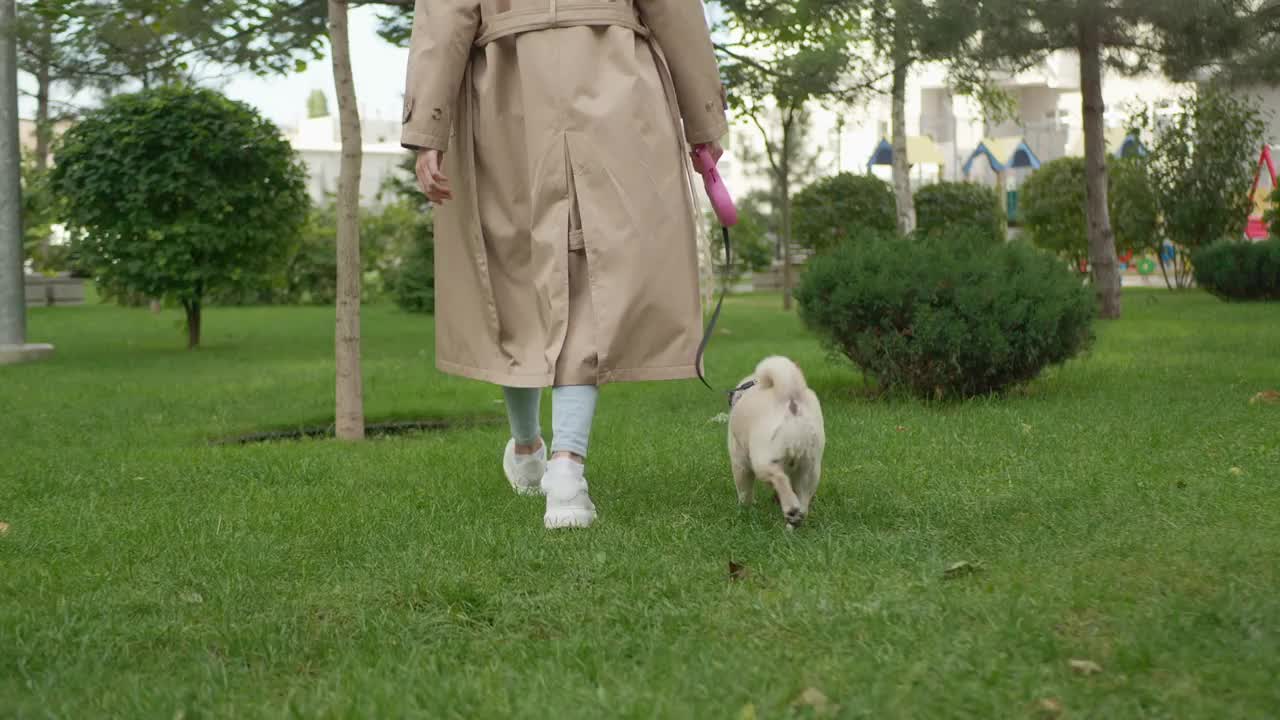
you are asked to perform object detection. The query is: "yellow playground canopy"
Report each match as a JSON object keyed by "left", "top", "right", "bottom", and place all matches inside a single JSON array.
[
  {"left": 1066, "top": 127, "right": 1147, "bottom": 158},
  {"left": 866, "top": 136, "right": 946, "bottom": 169}
]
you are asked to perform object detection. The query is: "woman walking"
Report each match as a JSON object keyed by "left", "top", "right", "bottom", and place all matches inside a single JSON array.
[{"left": 401, "top": 0, "right": 727, "bottom": 528}]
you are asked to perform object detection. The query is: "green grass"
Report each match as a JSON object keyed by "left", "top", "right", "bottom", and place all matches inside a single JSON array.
[{"left": 2, "top": 290, "right": 1278, "bottom": 719}]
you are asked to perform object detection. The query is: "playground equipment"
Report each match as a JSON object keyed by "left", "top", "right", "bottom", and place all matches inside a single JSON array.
[
  {"left": 1246, "top": 144, "right": 1276, "bottom": 240},
  {"left": 1066, "top": 127, "right": 1147, "bottom": 159},
  {"left": 866, "top": 136, "right": 946, "bottom": 181},
  {"left": 963, "top": 137, "right": 1042, "bottom": 223}
]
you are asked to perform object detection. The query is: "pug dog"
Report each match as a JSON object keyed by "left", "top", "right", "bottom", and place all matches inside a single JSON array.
[{"left": 727, "top": 356, "right": 826, "bottom": 528}]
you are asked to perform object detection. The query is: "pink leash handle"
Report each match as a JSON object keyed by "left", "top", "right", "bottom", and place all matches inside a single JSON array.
[
  {"left": 694, "top": 146, "right": 738, "bottom": 227},
  {"left": 693, "top": 144, "right": 737, "bottom": 390}
]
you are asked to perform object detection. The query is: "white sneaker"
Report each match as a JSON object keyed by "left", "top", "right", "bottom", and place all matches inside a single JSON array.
[
  {"left": 542, "top": 458, "right": 597, "bottom": 529},
  {"left": 503, "top": 439, "right": 547, "bottom": 496}
]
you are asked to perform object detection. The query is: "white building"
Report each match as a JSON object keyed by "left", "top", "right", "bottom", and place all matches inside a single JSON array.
[
  {"left": 718, "top": 51, "right": 1190, "bottom": 200},
  {"left": 283, "top": 110, "right": 414, "bottom": 209}
]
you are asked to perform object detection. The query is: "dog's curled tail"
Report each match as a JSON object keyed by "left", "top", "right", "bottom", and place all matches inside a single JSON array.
[{"left": 754, "top": 356, "right": 808, "bottom": 404}]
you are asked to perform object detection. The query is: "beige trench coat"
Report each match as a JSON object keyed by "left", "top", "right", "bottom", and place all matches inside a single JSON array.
[{"left": 401, "top": 0, "right": 728, "bottom": 387}]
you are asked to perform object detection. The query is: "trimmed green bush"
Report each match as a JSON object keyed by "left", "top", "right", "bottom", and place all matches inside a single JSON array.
[
  {"left": 796, "top": 232, "right": 1094, "bottom": 399},
  {"left": 914, "top": 181, "right": 1004, "bottom": 244},
  {"left": 1020, "top": 157, "right": 1158, "bottom": 270},
  {"left": 793, "top": 173, "right": 896, "bottom": 254},
  {"left": 50, "top": 85, "right": 308, "bottom": 347},
  {"left": 1191, "top": 239, "right": 1280, "bottom": 301}
]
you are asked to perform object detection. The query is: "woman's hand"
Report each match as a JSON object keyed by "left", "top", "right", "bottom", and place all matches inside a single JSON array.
[
  {"left": 415, "top": 149, "right": 453, "bottom": 204},
  {"left": 691, "top": 141, "right": 724, "bottom": 175}
]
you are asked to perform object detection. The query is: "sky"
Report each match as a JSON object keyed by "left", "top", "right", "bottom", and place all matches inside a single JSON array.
[
  {"left": 19, "top": 6, "right": 411, "bottom": 133},
  {"left": 219, "top": 7, "right": 412, "bottom": 131}
]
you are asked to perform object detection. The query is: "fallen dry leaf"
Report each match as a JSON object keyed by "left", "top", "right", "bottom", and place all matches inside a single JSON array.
[
  {"left": 1230, "top": 467, "right": 1245, "bottom": 477},
  {"left": 729, "top": 561, "right": 749, "bottom": 582},
  {"left": 737, "top": 703, "right": 757, "bottom": 720},
  {"left": 708, "top": 412, "right": 730, "bottom": 425},
  {"left": 1069, "top": 658, "right": 1103, "bottom": 676},
  {"left": 944, "top": 561, "right": 981, "bottom": 580},
  {"left": 792, "top": 687, "right": 837, "bottom": 716},
  {"left": 0, "top": 521, "right": 8, "bottom": 536},
  {"left": 180, "top": 591, "right": 204, "bottom": 605},
  {"left": 895, "top": 425, "right": 909, "bottom": 432},
  {"left": 1249, "top": 390, "right": 1280, "bottom": 405},
  {"left": 1037, "top": 698, "right": 1064, "bottom": 717}
]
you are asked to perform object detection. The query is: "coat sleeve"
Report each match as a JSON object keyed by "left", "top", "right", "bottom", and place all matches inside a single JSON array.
[
  {"left": 400, "top": 0, "right": 482, "bottom": 152},
  {"left": 635, "top": 0, "right": 729, "bottom": 146}
]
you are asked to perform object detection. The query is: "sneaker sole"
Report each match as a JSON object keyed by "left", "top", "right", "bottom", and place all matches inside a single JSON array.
[
  {"left": 510, "top": 480, "right": 543, "bottom": 497},
  {"left": 544, "top": 507, "right": 597, "bottom": 529}
]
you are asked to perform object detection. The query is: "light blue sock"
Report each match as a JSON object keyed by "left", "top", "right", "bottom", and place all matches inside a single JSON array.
[
  {"left": 551, "top": 385, "right": 599, "bottom": 458},
  {"left": 503, "top": 387, "right": 542, "bottom": 445}
]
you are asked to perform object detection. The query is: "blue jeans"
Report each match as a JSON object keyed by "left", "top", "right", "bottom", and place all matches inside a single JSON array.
[{"left": 503, "top": 385, "right": 598, "bottom": 458}]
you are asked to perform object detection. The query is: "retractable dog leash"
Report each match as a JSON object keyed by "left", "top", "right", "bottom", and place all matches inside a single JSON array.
[{"left": 692, "top": 145, "right": 749, "bottom": 397}]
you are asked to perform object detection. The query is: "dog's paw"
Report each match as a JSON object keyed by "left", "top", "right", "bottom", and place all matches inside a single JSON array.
[{"left": 784, "top": 507, "right": 806, "bottom": 527}]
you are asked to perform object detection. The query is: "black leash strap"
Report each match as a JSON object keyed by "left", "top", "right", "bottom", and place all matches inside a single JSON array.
[{"left": 695, "top": 225, "right": 731, "bottom": 390}]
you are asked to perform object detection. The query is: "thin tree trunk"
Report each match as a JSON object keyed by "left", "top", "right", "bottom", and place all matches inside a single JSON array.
[
  {"left": 891, "top": 11, "right": 914, "bottom": 235},
  {"left": 183, "top": 300, "right": 201, "bottom": 349},
  {"left": 1078, "top": 17, "right": 1121, "bottom": 319},
  {"left": 28, "top": 20, "right": 53, "bottom": 267},
  {"left": 329, "top": 0, "right": 364, "bottom": 441},
  {"left": 34, "top": 27, "right": 51, "bottom": 171},
  {"left": 996, "top": 171, "right": 1008, "bottom": 237},
  {"left": 780, "top": 118, "right": 794, "bottom": 311}
]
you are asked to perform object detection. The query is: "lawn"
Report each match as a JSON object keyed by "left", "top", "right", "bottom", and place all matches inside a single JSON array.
[{"left": 2, "top": 290, "right": 1278, "bottom": 719}]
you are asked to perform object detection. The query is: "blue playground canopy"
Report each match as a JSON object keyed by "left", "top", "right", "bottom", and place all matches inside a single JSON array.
[{"left": 962, "top": 137, "right": 1042, "bottom": 176}]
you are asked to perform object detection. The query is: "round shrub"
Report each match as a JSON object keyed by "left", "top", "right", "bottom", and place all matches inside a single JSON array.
[
  {"left": 914, "top": 181, "right": 1004, "bottom": 245},
  {"left": 796, "top": 232, "right": 1095, "bottom": 399},
  {"left": 793, "top": 173, "right": 896, "bottom": 254},
  {"left": 1108, "top": 157, "right": 1159, "bottom": 259},
  {"left": 50, "top": 85, "right": 308, "bottom": 347},
  {"left": 1191, "top": 239, "right": 1280, "bottom": 301},
  {"left": 1020, "top": 157, "right": 1157, "bottom": 269}
]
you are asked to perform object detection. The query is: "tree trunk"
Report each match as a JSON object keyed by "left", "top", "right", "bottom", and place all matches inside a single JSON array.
[
  {"left": 780, "top": 120, "right": 793, "bottom": 311},
  {"left": 34, "top": 30, "right": 51, "bottom": 171},
  {"left": 891, "top": 11, "right": 914, "bottom": 235},
  {"left": 31, "top": 23, "right": 53, "bottom": 268},
  {"left": 0, "top": 0, "right": 25, "bottom": 348},
  {"left": 184, "top": 300, "right": 201, "bottom": 349},
  {"left": 995, "top": 171, "right": 1007, "bottom": 237},
  {"left": 1078, "top": 17, "right": 1122, "bottom": 319},
  {"left": 329, "top": 0, "right": 364, "bottom": 441}
]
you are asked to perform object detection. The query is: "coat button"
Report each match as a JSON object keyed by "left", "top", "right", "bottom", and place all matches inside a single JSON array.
[{"left": 432, "top": 107, "right": 443, "bottom": 120}]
